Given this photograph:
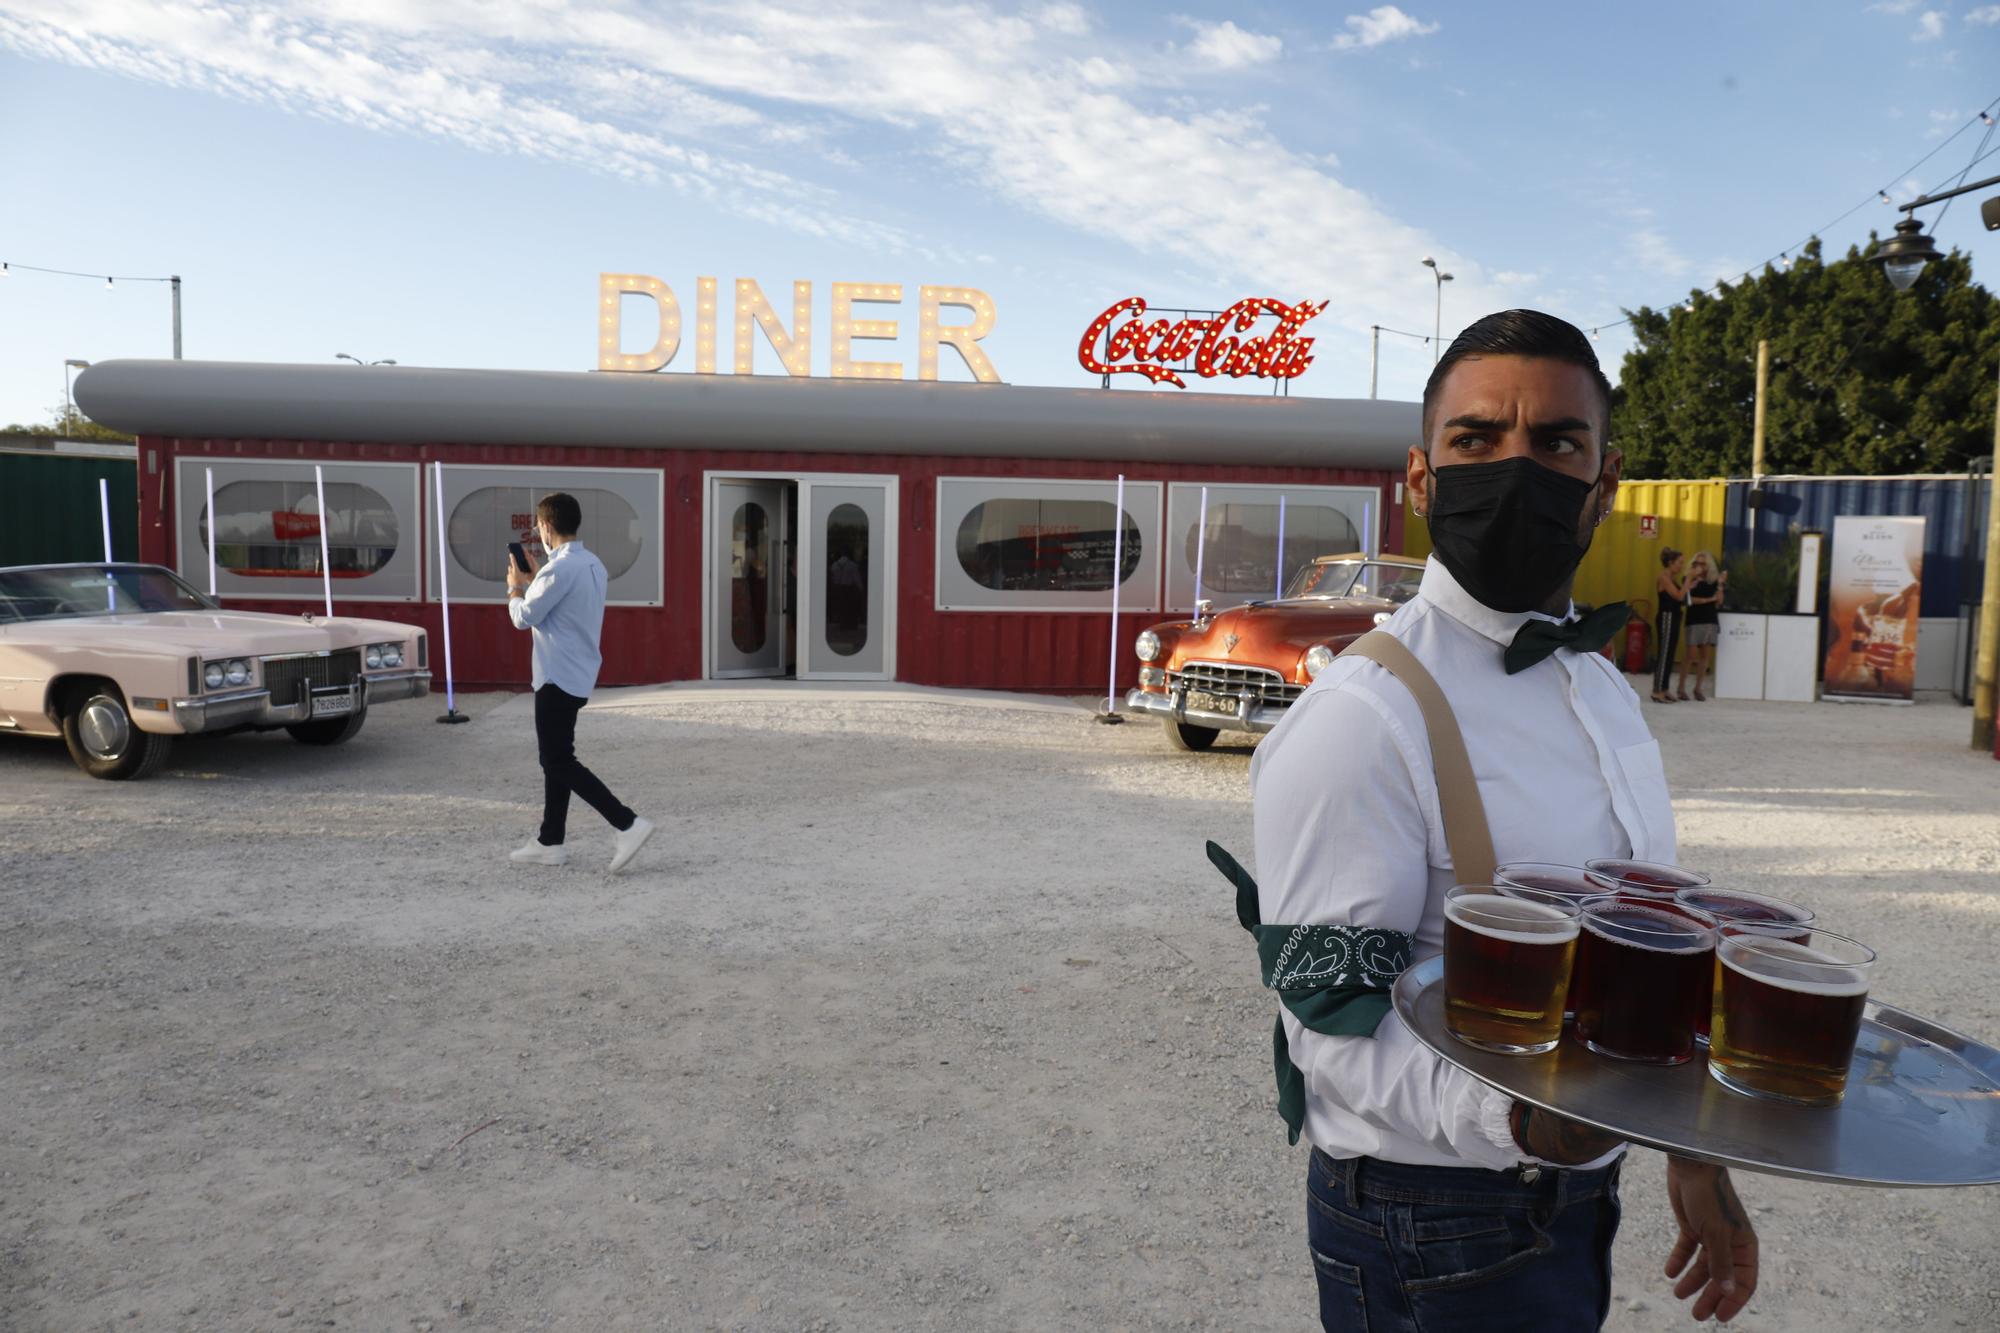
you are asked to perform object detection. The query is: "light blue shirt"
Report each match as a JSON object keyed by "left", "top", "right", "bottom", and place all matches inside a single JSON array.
[{"left": 507, "top": 540, "right": 606, "bottom": 698}]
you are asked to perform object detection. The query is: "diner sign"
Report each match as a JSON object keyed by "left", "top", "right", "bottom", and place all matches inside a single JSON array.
[
  {"left": 1077, "top": 297, "right": 1328, "bottom": 388},
  {"left": 598, "top": 274, "right": 1001, "bottom": 382}
]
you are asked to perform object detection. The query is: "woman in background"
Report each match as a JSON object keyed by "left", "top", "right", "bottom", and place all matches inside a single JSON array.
[
  {"left": 1652, "top": 547, "right": 1688, "bottom": 704},
  {"left": 1676, "top": 551, "right": 1726, "bottom": 700}
]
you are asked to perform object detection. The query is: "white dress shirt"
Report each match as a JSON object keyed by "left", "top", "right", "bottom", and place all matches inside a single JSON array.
[
  {"left": 507, "top": 540, "right": 607, "bottom": 698},
  {"left": 1248, "top": 556, "right": 1676, "bottom": 1171}
]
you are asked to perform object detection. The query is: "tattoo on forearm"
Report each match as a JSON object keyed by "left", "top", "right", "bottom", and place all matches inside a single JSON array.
[{"left": 1711, "top": 1170, "right": 1749, "bottom": 1230}]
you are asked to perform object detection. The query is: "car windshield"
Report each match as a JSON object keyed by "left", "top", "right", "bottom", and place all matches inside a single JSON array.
[
  {"left": 1284, "top": 560, "right": 1422, "bottom": 604},
  {"left": 0, "top": 565, "right": 220, "bottom": 623}
]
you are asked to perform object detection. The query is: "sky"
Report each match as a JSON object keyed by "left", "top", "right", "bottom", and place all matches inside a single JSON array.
[{"left": 0, "top": 0, "right": 1996, "bottom": 429}]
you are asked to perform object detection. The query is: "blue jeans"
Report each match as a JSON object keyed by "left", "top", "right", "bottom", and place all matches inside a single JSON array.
[{"left": 1305, "top": 1147, "right": 1622, "bottom": 1332}]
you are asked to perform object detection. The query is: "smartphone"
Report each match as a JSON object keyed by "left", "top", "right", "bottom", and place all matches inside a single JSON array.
[{"left": 507, "top": 541, "right": 532, "bottom": 574}]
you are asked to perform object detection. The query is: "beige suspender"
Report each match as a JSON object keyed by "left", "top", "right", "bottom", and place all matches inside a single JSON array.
[{"left": 1339, "top": 631, "right": 1498, "bottom": 886}]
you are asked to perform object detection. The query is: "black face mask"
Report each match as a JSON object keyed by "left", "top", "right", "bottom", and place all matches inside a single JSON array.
[{"left": 1426, "top": 456, "right": 1599, "bottom": 614}]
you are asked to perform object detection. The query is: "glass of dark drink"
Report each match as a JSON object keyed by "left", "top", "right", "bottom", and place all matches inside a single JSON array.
[
  {"left": 1572, "top": 895, "right": 1717, "bottom": 1065},
  {"left": 1709, "top": 925, "right": 1876, "bottom": 1107},
  {"left": 1673, "top": 888, "right": 1817, "bottom": 1045},
  {"left": 1584, "top": 859, "right": 1712, "bottom": 897},
  {"left": 1493, "top": 863, "right": 1599, "bottom": 1019},
  {"left": 1442, "top": 885, "right": 1581, "bottom": 1055}
]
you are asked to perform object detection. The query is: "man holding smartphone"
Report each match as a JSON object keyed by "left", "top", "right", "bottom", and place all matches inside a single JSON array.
[{"left": 504, "top": 492, "right": 654, "bottom": 873}]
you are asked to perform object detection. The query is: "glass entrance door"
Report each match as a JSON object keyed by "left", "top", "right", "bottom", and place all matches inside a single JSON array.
[
  {"left": 799, "top": 481, "right": 893, "bottom": 679},
  {"left": 712, "top": 480, "right": 788, "bottom": 678}
]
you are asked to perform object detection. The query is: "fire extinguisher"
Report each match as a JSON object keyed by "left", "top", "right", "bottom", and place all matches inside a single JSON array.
[{"left": 1623, "top": 615, "right": 1649, "bottom": 674}]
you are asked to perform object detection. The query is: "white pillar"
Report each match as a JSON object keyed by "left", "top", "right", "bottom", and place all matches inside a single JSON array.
[{"left": 313, "top": 464, "right": 334, "bottom": 618}]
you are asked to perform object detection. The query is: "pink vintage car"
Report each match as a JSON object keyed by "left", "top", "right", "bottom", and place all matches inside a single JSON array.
[{"left": 0, "top": 562, "right": 429, "bottom": 779}]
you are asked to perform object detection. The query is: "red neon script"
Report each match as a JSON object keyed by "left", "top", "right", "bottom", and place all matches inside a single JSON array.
[{"left": 1077, "top": 297, "right": 1328, "bottom": 389}]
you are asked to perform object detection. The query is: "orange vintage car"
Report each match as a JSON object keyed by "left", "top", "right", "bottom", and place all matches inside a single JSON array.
[
  {"left": 1123, "top": 552, "right": 1426, "bottom": 750},
  {"left": 0, "top": 562, "right": 429, "bottom": 779}
]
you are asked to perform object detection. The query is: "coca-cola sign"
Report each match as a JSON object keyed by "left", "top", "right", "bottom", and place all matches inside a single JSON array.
[{"left": 1077, "top": 296, "right": 1328, "bottom": 389}]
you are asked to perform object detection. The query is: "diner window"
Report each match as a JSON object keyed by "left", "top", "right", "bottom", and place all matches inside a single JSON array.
[
  {"left": 430, "top": 465, "right": 664, "bottom": 605},
  {"left": 448, "top": 487, "right": 643, "bottom": 583},
  {"left": 198, "top": 479, "right": 398, "bottom": 580},
  {"left": 731, "top": 501, "right": 771, "bottom": 654},
  {"left": 935, "top": 478, "right": 1162, "bottom": 612},
  {"left": 1187, "top": 503, "right": 1358, "bottom": 596},
  {"left": 177, "top": 459, "right": 421, "bottom": 601},
  {"left": 825, "top": 502, "right": 869, "bottom": 657}
]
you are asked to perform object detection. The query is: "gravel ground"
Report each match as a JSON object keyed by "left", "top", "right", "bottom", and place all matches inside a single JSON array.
[{"left": 1, "top": 677, "right": 1996, "bottom": 1332}]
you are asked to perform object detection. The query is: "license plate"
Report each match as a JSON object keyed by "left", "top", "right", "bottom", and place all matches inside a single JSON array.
[
  {"left": 310, "top": 693, "right": 356, "bottom": 718},
  {"left": 1186, "top": 690, "right": 1239, "bottom": 717}
]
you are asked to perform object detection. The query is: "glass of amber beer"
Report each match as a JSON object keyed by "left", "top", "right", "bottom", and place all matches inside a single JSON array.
[
  {"left": 1673, "top": 888, "right": 1817, "bottom": 1045},
  {"left": 1442, "top": 885, "right": 1581, "bottom": 1055},
  {"left": 1709, "top": 925, "right": 1876, "bottom": 1107},
  {"left": 1572, "top": 896, "right": 1716, "bottom": 1065},
  {"left": 1493, "top": 863, "right": 1600, "bottom": 1020}
]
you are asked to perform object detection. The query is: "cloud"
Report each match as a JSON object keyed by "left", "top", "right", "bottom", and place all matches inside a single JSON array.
[
  {"left": 1912, "top": 9, "right": 1945, "bottom": 39},
  {"left": 1031, "top": 3, "right": 1090, "bottom": 36},
  {"left": 0, "top": 0, "right": 1508, "bottom": 339},
  {"left": 1331, "top": 6, "right": 1439, "bottom": 52},
  {"left": 1867, "top": 0, "right": 1920, "bottom": 12},
  {"left": 1177, "top": 18, "right": 1282, "bottom": 68},
  {"left": 1968, "top": 5, "right": 2000, "bottom": 22}
]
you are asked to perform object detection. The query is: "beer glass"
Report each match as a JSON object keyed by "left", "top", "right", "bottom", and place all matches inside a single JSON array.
[
  {"left": 1673, "top": 887, "right": 1816, "bottom": 1045},
  {"left": 1493, "top": 863, "right": 1599, "bottom": 1019},
  {"left": 1442, "top": 885, "right": 1580, "bottom": 1055},
  {"left": 1709, "top": 925, "right": 1876, "bottom": 1107},
  {"left": 1583, "top": 858, "right": 1712, "bottom": 897},
  {"left": 1572, "top": 895, "right": 1716, "bottom": 1065}
]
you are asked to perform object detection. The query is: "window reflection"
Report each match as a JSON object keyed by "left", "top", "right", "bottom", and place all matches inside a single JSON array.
[
  {"left": 955, "top": 499, "right": 1141, "bottom": 593},
  {"left": 1186, "top": 503, "right": 1358, "bottom": 595},
  {"left": 447, "top": 486, "right": 642, "bottom": 583},
  {"left": 825, "top": 503, "right": 869, "bottom": 657},
  {"left": 731, "top": 502, "right": 770, "bottom": 654},
  {"left": 198, "top": 480, "right": 397, "bottom": 579}
]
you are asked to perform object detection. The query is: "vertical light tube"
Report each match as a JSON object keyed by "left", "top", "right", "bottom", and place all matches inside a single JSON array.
[
  {"left": 1362, "top": 497, "right": 1374, "bottom": 557},
  {"left": 1193, "top": 485, "right": 1209, "bottom": 614},
  {"left": 434, "top": 461, "right": 458, "bottom": 715},
  {"left": 1107, "top": 474, "right": 1126, "bottom": 715},
  {"left": 313, "top": 464, "right": 334, "bottom": 618},
  {"left": 100, "top": 477, "right": 116, "bottom": 611},
  {"left": 1275, "top": 495, "right": 1287, "bottom": 601},
  {"left": 205, "top": 466, "right": 217, "bottom": 596}
]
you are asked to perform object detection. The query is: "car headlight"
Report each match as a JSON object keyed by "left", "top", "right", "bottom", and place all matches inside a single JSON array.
[
  {"left": 224, "top": 659, "right": 249, "bottom": 686},
  {"left": 1303, "top": 644, "right": 1336, "bottom": 680},
  {"left": 365, "top": 645, "right": 383, "bottom": 669},
  {"left": 1135, "top": 630, "right": 1161, "bottom": 662},
  {"left": 204, "top": 663, "right": 225, "bottom": 689},
  {"left": 381, "top": 643, "right": 403, "bottom": 668}
]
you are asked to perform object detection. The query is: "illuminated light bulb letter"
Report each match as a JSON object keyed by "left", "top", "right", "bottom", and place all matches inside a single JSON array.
[
  {"left": 733, "top": 279, "right": 813, "bottom": 377},
  {"left": 830, "top": 282, "right": 903, "bottom": 379},
  {"left": 597, "top": 272, "right": 681, "bottom": 372},
  {"left": 918, "top": 285, "right": 1001, "bottom": 383},
  {"left": 694, "top": 276, "right": 719, "bottom": 374}
]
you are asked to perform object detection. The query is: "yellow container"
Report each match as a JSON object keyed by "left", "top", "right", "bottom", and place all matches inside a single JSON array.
[{"left": 1398, "top": 478, "right": 1728, "bottom": 620}]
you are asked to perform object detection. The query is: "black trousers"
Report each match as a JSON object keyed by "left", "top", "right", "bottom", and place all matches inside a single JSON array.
[
  {"left": 1653, "top": 607, "right": 1683, "bottom": 694},
  {"left": 534, "top": 684, "right": 634, "bottom": 846}
]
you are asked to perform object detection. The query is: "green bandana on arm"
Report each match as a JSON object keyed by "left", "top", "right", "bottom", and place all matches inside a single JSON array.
[{"left": 1209, "top": 840, "right": 1413, "bottom": 1145}]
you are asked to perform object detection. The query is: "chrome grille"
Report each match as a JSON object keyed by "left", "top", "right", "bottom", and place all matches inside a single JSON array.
[
  {"left": 1170, "top": 661, "right": 1303, "bottom": 707},
  {"left": 261, "top": 649, "right": 361, "bottom": 706}
]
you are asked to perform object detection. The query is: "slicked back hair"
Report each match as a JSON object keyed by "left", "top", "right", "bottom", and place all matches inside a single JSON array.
[
  {"left": 1420, "top": 309, "right": 1614, "bottom": 455},
  {"left": 537, "top": 492, "right": 583, "bottom": 538}
]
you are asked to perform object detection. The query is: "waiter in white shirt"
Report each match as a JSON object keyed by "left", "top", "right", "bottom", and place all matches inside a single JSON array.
[
  {"left": 504, "top": 492, "right": 655, "bottom": 874},
  {"left": 1250, "top": 311, "right": 1758, "bottom": 1330}
]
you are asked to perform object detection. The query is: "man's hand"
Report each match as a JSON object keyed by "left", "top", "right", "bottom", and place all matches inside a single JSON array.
[
  {"left": 1664, "top": 1156, "right": 1758, "bottom": 1323},
  {"left": 1510, "top": 1101, "right": 1624, "bottom": 1165},
  {"left": 505, "top": 546, "right": 536, "bottom": 595}
]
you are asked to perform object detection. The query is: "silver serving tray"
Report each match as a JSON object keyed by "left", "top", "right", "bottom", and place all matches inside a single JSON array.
[{"left": 1392, "top": 954, "right": 2000, "bottom": 1187}]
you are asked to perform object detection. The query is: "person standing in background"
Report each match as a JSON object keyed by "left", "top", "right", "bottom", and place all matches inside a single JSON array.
[
  {"left": 1676, "top": 551, "right": 1725, "bottom": 700},
  {"left": 505, "top": 492, "right": 656, "bottom": 874},
  {"left": 1653, "top": 548, "right": 1688, "bottom": 704}
]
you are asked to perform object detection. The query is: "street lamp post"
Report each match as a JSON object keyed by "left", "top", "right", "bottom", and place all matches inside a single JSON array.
[
  {"left": 62, "top": 359, "right": 91, "bottom": 433},
  {"left": 1420, "top": 257, "right": 1454, "bottom": 362},
  {"left": 334, "top": 353, "right": 398, "bottom": 366}
]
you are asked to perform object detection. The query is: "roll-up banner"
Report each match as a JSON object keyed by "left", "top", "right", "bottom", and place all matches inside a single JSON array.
[{"left": 1824, "top": 516, "right": 1925, "bottom": 704}]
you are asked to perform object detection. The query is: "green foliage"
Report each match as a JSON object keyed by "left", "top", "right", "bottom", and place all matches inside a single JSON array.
[
  {"left": 0, "top": 404, "right": 135, "bottom": 443},
  {"left": 1610, "top": 237, "right": 2000, "bottom": 479},
  {"left": 1721, "top": 540, "right": 1800, "bottom": 615}
]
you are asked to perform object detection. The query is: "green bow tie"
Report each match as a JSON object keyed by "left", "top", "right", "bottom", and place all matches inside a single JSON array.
[{"left": 1503, "top": 601, "right": 1632, "bottom": 675}]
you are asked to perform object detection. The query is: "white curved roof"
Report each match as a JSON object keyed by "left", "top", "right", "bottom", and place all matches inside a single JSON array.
[{"left": 76, "top": 360, "right": 1418, "bottom": 469}]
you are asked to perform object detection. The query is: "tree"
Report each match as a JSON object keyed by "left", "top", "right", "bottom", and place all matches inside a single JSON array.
[
  {"left": 0, "top": 404, "right": 135, "bottom": 444},
  {"left": 1610, "top": 235, "right": 2000, "bottom": 478}
]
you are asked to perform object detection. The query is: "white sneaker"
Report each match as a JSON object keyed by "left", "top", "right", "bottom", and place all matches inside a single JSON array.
[
  {"left": 608, "top": 817, "right": 655, "bottom": 874},
  {"left": 509, "top": 840, "right": 569, "bottom": 866}
]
